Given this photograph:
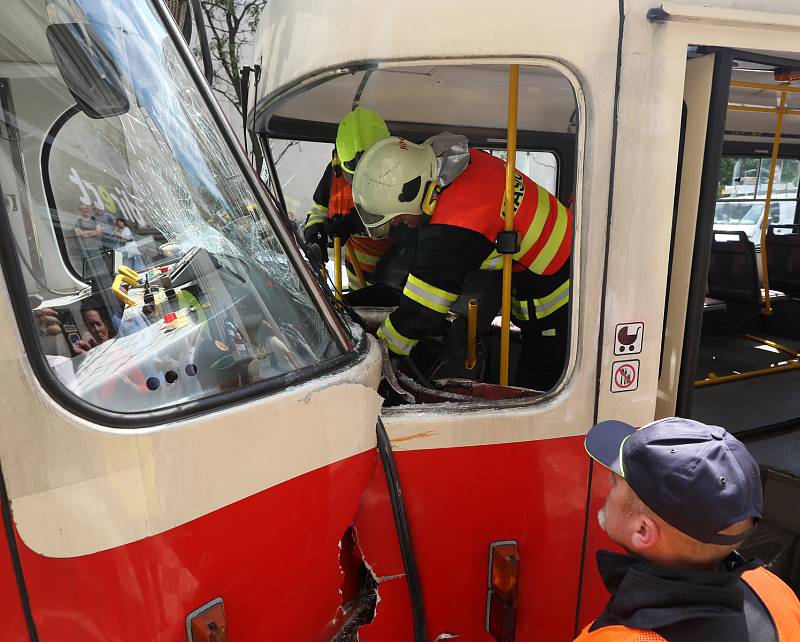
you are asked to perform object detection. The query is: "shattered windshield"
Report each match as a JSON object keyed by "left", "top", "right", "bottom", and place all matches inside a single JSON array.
[{"left": 0, "top": 0, "right": 347, "bottom": 416}]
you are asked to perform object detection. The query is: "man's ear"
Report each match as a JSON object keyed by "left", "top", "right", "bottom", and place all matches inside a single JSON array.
[{"left": 629, "top": 514, "right": 660, "bottom": 551}]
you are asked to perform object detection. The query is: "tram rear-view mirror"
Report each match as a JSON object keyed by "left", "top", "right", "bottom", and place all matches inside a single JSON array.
[{"left": 45, "top": 23, "right": 129, "bottom": 120}]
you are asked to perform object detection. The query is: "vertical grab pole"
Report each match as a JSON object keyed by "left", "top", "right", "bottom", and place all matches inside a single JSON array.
[
  {"left": 345, "top": 240, "right": 367, "bottom": 289},
  {"left": 760, "top": 90, "right": 787, "bottom": 316},
  {"left": 500, "top": 64, "right": 520, "bottom": 386},
  {"left": 334, "top": 236, "right": 343, "bottom": 301},
  {"left": 466, "top": 298, "right": 478, "bottom": 370}
]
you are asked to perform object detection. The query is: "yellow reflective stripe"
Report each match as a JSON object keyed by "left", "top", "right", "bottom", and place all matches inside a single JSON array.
[
  {"left": 353, "top": 248, "right": 381, "bottom": 268},
  {"left": 514, "top": 184, "right": 551, "bottom": 262},
  {"left": 403, "top": 274, "right": 458, "bottom": 314},
  {"left": 541, "top": 328, "right": 556, "bottom": 337},
  {"left": 345, "top": 266, "right": 372, "bottom": 290},
  {"left": 480, "top": 252, "right": 503, "bottom": 271},
  {"left": 530, "top": 200, "right": 569, "bottom": 274},
  {"left": 378, "top": 316, "right": 417, "bottom": 356},
  {"left": 305, "top": 215, "right": 326, "bottom": 228},
  {"left": 511, "top": 297, "right": 530, "bottom": 321},
  {"left": 533, "top": 279, "right": 570, "bottom": 319},
  {"left": 305, "top": 204, "right": 328, "bottom": 228}
]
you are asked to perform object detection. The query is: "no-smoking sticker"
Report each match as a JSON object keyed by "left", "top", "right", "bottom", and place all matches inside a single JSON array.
[{"left": 611, "top": 360, "right": 639, "bottom": 393}]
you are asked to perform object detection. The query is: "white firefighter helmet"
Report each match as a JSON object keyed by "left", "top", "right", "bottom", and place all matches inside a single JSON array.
[{"left": 351, "top": 136, "right": 438, "bottom": 238}]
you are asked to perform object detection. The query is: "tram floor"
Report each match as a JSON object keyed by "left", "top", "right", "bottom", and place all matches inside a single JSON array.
[{"left": 692, "top": 334, "right": 800, "bottom": 434}]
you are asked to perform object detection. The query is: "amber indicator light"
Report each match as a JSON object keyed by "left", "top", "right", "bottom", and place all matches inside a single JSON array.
[{"left": 486, "top": 541, "right": 520, "bottom": 642}]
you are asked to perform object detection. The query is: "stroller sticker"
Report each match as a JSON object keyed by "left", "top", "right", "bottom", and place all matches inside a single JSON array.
[{"left": 614, "top": 322, "right": 644, "bottom": 356}]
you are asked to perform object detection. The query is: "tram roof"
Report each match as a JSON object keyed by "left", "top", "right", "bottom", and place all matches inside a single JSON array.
[{"left": 251, "top": 0, "right": 800, "bottom": 143}]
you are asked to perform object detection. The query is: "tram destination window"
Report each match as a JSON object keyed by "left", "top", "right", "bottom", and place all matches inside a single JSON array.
[
  {"left": 261, "top": 62, "right": 578, "bottom": 403},
  {"left": 0, "top": 0, "right": 347, "bottom": 417}
]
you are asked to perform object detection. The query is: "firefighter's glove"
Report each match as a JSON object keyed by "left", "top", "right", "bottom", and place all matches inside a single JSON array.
[
  {"left": 303, "top": 222, "right": 328, "bottom": 262},
  {"left": 327, "top": 213, "right": 362, "bottom": 244}
]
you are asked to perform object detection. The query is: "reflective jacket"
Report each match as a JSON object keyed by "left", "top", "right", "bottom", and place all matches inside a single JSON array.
[
  {"left": 378, "top": 149, "right": 572, "bottom": 356},
  {"left": 431, "top": 148, "right": 571, "bottom": 276}
]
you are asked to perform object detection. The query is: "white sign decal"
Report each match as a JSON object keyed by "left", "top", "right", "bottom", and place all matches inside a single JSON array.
[
  {"left": 614, "top": 322, "right": 644, "bottom": 356},
  {"left": 611, "top": 360, "right": 639, "bottom": 393}
]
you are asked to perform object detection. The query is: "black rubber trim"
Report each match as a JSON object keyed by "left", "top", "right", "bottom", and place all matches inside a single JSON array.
[
  {"left": 376, "top": 417, "right": 426, "bottom": 642},
  {"left": 659, "top": 102, "right": 688, "bottom": 379},
  {"left": 675, "top": 51, "right": 733, "bottom": 417},
  {"left": 698, "top": 46, "right": 800, "bottom": 73},
  {"left": 575, "top": 2, "right": 625, "bottom": 637},
  {"left": 0, "top": 459, "right": 37, "bottom": 642},
  {"left": 40, "top": 104, "right": 84, "bottom": 283}
]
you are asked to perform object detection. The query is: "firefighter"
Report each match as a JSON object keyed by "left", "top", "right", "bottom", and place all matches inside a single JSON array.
[
  {"left": 303, "top": 107, "right": 393, "bottom": 289},
  {"left": 577, "top": 417, "right": 800, "bottom": 641},
  {"left": 351, "top": 135, "right": 571, "bottom": 390}
]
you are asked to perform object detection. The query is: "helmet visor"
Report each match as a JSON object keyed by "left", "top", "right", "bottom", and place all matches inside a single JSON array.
[{"left": 354, "top": 203, "right": 400, "bottom": 238}]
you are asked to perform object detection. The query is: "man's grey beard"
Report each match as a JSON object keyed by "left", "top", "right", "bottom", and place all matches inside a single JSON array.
[{"left": 597, "top": 507, "right": 607, "bottom": 532}]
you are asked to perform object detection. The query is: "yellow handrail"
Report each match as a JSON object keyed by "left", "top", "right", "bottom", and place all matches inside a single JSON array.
[
  {"left": 499, "top": 64, "right": 519, "bottom": 386},
  {"left": 695, "top": 362, "right": 800, "bottom": 387},
  {"left": 745, "top": 334, "right": 800, "bottom": 359},
  {"left": 728, "top": 104, "right": 800, "bottom": 117},
  {"left": 731, "top": 80, "right": 800, "bottom": 94},
  {"left": 333, "top": 236, "right": 343, "bottom": 301},
  {"left": 466, "top": 298, "right": 478, "bottom": 370},
  {"left": 759, "top": 90, "right": 787, "bottom": 316},
  {"left": 345, "top": 240, "right": 367, "bottom": 289}
]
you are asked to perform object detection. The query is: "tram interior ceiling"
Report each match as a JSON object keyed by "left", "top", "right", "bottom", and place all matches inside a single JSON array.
[
  {"left": 259, "top": 63, "right": 578, "bottom": 406},
  {"left": 678, "top": 48, "right": 800, "bottom": 597}
]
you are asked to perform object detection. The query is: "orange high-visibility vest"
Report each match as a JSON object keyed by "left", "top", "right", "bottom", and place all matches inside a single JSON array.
[
  {"left": 573, "top": 566, "right": 800, "bottom": 641},
  {"left": 430, "top": 148, "right": 571, "bottom": 276}
]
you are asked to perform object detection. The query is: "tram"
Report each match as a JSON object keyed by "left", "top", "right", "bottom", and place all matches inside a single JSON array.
[{"left": 2, "top": 1, "right": 800, "bottom": 641}]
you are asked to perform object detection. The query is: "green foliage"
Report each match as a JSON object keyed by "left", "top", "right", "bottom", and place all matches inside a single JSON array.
[{"left": 194, "top": 0, "right": 268, "bottom": 111}]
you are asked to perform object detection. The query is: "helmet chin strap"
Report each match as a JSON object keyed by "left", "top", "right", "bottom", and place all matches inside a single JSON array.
[{"left": 421, "top": 179, "right": 441, "bottom": 215}]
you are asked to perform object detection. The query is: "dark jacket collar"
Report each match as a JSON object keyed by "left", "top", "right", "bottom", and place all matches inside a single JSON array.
[{"left": 591, "top": 550, "right": 762, "bottom": 641}]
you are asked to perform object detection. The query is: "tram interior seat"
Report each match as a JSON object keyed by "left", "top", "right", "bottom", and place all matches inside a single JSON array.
[
  {"left": 706, "top": 230, "right": 786, "bottom": 334},
  {"left": 766, "top": 225, "right": 800, "bottom": 297}
]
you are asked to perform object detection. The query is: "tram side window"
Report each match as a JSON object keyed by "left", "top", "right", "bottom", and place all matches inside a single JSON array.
[
  {"left": 264, "top": 62, "right": 578, "bottom": 402},
  {"left": 715, "top": 156, "right": 799, "bottom": 239},
  {"left": 0, "top": 1, "right": 346, "bottom": 418}
]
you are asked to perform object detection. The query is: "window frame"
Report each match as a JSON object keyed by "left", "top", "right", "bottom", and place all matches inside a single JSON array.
[
  {"left": 255, "top": 57, "right": 584, "bottom": 412},
  {"left": 0, "top": 0, "right": 365, "bottom": 429}
]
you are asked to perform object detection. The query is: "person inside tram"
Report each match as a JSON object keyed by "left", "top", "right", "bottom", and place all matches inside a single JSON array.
[
  {"left": 352, "top": 135, "right": 572, "bottom": 391},
  {"left": 302, "top": 107, "right": 394, "bottom": 291},
  {"left": 576, "top": 417, "right": 800, "bottom": 641}
]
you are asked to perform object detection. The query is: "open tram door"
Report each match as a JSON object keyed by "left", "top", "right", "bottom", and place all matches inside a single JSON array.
[{"left": 657, "top": 28, "right": 800, "bottom": 604}]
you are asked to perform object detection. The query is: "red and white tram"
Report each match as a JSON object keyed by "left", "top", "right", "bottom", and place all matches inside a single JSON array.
[{"left": 2, "top": 1, "right": 800, "bottom": 641}]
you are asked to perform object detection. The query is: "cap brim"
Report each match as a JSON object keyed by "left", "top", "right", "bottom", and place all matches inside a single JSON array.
[{"left": 585, "top": 420, "right": 637, "bottom": 477}]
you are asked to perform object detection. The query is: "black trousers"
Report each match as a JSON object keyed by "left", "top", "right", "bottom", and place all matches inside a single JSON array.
[{"left": 512, "top": 261, "right": 571, "bottom": 391}]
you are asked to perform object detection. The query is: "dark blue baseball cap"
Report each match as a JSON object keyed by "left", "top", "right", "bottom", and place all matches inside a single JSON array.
[{"left": 585, "top": 417, "right": 762, "bottom": 545}]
